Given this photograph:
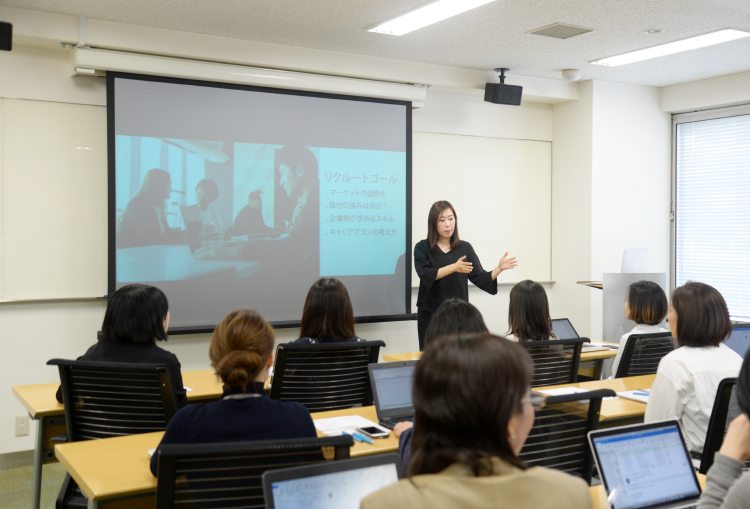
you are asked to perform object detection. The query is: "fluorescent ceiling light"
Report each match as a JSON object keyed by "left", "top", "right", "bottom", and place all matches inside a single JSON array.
[
  {"left": 590, "top": 29, "right": 750, "bottom": 66},
  {"left": 369, "top": 0, "right": 497, "bottom": 36}
]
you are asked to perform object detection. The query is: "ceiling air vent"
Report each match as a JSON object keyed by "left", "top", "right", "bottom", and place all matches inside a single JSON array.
[{"left": 528, "top": 23, "right": 594, "bottom": 39}]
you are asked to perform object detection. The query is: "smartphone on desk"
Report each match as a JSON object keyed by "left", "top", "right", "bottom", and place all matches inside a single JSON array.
[{"left": 356, "top": 426, "right": 390, "bottom": 439}]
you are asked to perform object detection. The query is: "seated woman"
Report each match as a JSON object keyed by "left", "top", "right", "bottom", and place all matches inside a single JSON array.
[
  {"left": 55, "top": 284, "right": 187, "bottom": 408},
  {"left": 181, "top": 178, "right": 225, "bottom": 239},
  {"left": 697, "top": 353, "right": 750, "bottom": 509},
  {"left": 150, "top": 309, "right": 317, "bottom": 476},
  {"left": 610, "top": 280, "right": 669, "bottom": 378},
  {"left": 645, "top": 282, "right": 743, "bottom": 458},
  {"left": 230, "top": 190, "right": 272, "bottom": 236},
  {"left": 505, "top": 280, "right": 557, "bottom": 341},
  {"left": 361, "top": 333, "right": 592, "bottom": 509},
  {"left": 117, "top": 168, "right": 181, "bottom": 248},
  {"left": 292, "top": 278, "right": 365, "bottom": 344},
  {"left": 396, "top": 298, "right": 488, "bottom": 468}
]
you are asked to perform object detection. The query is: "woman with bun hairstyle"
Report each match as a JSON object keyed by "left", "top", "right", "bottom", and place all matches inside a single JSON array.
[
  {"left": 414, "top": 200, "right": 517, "bottom": 350},
  {"left": 150, "top": 309, "right": 317, "bottom": 476},
  {"left": 292, "top": 278, "right": 365, "bottom": 344}
]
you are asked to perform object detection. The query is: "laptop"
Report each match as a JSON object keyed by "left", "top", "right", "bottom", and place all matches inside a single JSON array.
[
  {"left": 726, "top": 322, "right": 750, "bottom": 358},
  {"left": 551, "top": 318, "right": 609, "bottom": 352},
  {"left": 263, "top": 454, "right": 401, "bottom": 509},
  {"left": 589, "top": 421, "right": 702, "bottom": 509},
  {"left": 368, "top": 361, "right": 417, "bottom": 429}
]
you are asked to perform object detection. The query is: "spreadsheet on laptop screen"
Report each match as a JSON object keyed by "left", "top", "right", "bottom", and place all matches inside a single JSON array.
[{"left": 373, "top": 365, "right": 414, "bottom": 410}]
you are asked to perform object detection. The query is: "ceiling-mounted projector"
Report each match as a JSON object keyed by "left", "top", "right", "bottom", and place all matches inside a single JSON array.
[{"left": 484, "top": 68, "right": 522, "bottom": 106}]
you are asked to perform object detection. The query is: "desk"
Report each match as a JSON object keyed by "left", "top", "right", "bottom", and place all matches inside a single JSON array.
[
  {"left": 383, "top": 344, "right": 619, "bottom": 378},
  {"left": 589, "top": 474, "right": 706, "bottom": 509},
  {"left": 54, "top": 406, "right": 397, "bottom": 509},
  {"left": 12, "top": 369, "right": 223, "bottom": 509}
]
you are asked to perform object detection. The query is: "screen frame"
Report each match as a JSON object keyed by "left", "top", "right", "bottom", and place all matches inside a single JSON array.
[
  {"left": 588, "top": 420, "right": 702, "bottom": 509},
  {"left": 107, "top": 71, "right": 413, "bottom": 334}
]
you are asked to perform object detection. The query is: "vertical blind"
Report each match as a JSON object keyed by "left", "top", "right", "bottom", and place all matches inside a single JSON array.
[{"left": 675, "top": 113, "right": 750, "bottom": 320}]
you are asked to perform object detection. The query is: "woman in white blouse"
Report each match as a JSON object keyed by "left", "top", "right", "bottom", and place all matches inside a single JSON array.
[
  {"left": 645, "top": 282, "right": 743, "bottom": 457},
  {"left": 610, "top": 281, "right": 669, "bottom": 378}
]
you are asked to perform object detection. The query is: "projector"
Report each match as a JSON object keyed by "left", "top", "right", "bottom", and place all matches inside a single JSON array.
[
  {"left": 484, "top": 68, "right": 522, "bottom": 106},
  {"left": 0, "top": 22, "right": 11, "bottom": 52}
]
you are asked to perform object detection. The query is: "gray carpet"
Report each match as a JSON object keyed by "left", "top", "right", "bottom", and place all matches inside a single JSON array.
[{"left": 0, "top": 462, "right": 67, "bottom": 509}]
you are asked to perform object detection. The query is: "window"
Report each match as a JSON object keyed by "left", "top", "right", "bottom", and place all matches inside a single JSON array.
[{"left": 674, "top": 106, "right": 750, "bottom": 320}]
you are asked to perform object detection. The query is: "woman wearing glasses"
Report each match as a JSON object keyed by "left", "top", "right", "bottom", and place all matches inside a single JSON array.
[{"left": 362, "top": 333, "right": 591, "bottom": 509}]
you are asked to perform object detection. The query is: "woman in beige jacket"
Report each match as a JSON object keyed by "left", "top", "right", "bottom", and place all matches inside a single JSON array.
[{"left": 361, "top": 333, "right": 592, "bottom": 509}]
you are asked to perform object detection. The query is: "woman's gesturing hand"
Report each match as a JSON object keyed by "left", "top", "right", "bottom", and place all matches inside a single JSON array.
[
  {"left": 499, "top": 252, "right": 518, "bottom": 271},
  {"left": 452, "top": 255, "right": 473, "bottom": 274}
]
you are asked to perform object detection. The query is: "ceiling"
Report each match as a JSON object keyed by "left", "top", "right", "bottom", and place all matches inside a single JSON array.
[{"left": 3, "top": 0, "right": 750, "bottom": 87}]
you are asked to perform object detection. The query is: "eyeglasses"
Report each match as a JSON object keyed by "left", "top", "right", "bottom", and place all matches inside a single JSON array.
[{"left": 521, "top": 392, "right": 547, "bottom": 410}]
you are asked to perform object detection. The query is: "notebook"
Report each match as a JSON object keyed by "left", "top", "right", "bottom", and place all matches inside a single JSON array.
[
  {"left": 263, "top": 454, "right": 401, "bottom": 509},
  {"left": 368, "top": 361, "right": 417, "bottom": 429},
  {"left": 588, "top": 421, "right": 701, "bottom": 509}
]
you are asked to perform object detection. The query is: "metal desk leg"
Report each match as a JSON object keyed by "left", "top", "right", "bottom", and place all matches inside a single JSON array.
[
  {"left": 31, "top": 415, "right": 45, "bottom": 509},
  {"left": 87, "top": 499, "right": 100, "bottom": 509},
  {"left": 592, "top": 360, "right": 604, "bottom": 380}
]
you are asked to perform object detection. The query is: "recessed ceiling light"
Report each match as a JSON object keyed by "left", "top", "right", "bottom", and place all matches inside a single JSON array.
[
  {"left": 591, "top": 28, "right": 750, "bottom": 66},
  {"left": 368, "top": 0, "right": 497, "bottom": 36}
]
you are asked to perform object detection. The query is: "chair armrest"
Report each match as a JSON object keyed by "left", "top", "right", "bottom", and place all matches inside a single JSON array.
[{"left": 50, "top": 434, "right": 68, "bottom": 443}]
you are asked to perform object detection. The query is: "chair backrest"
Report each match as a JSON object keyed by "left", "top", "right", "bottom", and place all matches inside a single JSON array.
[
  {"left": 519, "top": 388, "right": 615, "bottom": 484},
  {"left": 699, "top": 378, "right": 740, "bottom": 474},
  {"left": 270, "top": 341, "right": 385, "bottom": 412},
  {"left": 615, "top": 332, "right": 676, "bottom": 378},
  {"left": 155, "top": 435, "right": 354, "bottom": 509},
  {"left": 518, "top": 338, "right": 588, "bottom": 387},
  {"left": 47, "top": 359, "right": 179, "bottom": 442}
]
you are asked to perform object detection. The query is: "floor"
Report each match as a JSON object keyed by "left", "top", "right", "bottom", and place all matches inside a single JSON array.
[{"left": 0, "top": 463, "right": 66, "bottom": 509}]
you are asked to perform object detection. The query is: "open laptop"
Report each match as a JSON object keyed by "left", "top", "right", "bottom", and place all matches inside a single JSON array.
[
  {"left": 368, "top": 361, "right": 417, "bottom": 429},
  {"left": 263, "top": 454, "right": 401, "bottom": 509},
  {"left": 726, "top": 322, "right": 750, "bottom": 358},
  {"left": 589, "top": 421, "right": 702, "bottom": 509},
  {"left": 551, "top": 318, "right": 610, "bottom": 352}
]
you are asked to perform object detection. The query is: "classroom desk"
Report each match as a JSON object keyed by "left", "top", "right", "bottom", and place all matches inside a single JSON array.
[
  {"left": 589, "top": 474, "right": 706, "bottom": 509},
  {"left": 383, "top": 343, "right": 619, "bottom": 378},
  {"left": 12, "top": 369, "right": 223, "bottom": 509},
  {"left": 53, "top": 406, "right": 397, "bottom": 509}
]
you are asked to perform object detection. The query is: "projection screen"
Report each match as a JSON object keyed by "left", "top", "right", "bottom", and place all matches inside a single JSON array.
[{"left": 107, "top": 73, "right": 412, "bottom": 332}]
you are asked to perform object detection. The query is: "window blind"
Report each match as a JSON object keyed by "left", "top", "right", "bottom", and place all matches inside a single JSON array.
[{"left": 675, "top": 113, "right": 750, "bottom": 320}]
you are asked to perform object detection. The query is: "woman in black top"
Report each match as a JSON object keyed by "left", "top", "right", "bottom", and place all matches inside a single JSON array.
[
  {"left": 414, "top": 200, "right": 517, "bottom": 350},
  {"left": 55, "top": 284, "right": 187, "bottom": 408},
  {"left": 292, "top": 278, "right": 365, "bottom": 344}
]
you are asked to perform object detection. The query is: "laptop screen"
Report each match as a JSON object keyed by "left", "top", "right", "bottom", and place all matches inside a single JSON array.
[
  {"left": 372, "top": 364, "right": 415, "bottom": 411},
  {"left": 551, "top": 318, "right": 579, "bottom": 339},
  {"left": 591, "top": 423, "right": 700, "bottom": 509},
  {"left": 268, "top": 462, "right": 399, "bottom": 509}
]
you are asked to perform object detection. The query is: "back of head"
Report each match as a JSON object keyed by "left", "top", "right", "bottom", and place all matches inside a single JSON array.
[
  {"left": 102, "top": 284, "right": 169, "bottom": 344},
  {"left": 210, "top": 309, "right": 275, "bottom": 391},
  {"left": 671, "top": 282, "right": 731, "bottom": 347},
  {"left": 424, "top": 298, "right": 488, "bottom": 346},
  {"left": 299, "top": 278, "right": 356, "bottom": 341},
  {"left": 627, "top": 281, "right": 668, "bottom": 325},
  {"left": 508, "top": 280, "right": 552, "bottom": 341},
  {"left": 409, "top": 333, "right": 533, "bottom": 477},
  {"left": 738, "top": 353, "right": 750, "bottom": 417}
]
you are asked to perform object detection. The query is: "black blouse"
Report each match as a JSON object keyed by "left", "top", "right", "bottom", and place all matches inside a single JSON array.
[{"left": 414, "top": 239, "right": 497, "bottom": 310}]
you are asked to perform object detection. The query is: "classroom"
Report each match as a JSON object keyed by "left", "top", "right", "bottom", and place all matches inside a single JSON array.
[{"left": 2, "top": 0, "right": 750, "bottom": 508}]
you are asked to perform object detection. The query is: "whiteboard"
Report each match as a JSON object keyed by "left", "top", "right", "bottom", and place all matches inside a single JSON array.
[
  {"left": 411, "top": 132, "right": 551, "bottom": 287},
  {"left": 0, "top": 98, "right": 107, "bottom": 300}
]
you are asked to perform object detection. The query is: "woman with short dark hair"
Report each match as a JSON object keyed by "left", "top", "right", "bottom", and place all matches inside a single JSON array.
[
  {"left": 292, "top": 278, "right": 365, "bottom": 344},
  {"left": 698, "top": 353, "right": 750, "bottom": 509},
  {"left": 362, "top": 333, "right": 591, "bottom": 509},
  {"left": 506, "top": 280, "right": 556, "bottom": 342},
  {"left": 55, "top": 284, "right": 187, "bottom": 407},
  {"left": 645, "top": 282, "right": 743, "bottom": 456},
  {"left": 610, "top": 280, "right": 669, "bottom": 378},
  {"left": 423, "top": 298, "right": 488, "bottom": 347}
]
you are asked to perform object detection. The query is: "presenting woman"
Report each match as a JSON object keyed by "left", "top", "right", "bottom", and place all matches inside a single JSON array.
[{"left": 414, "top": 200, "right": 517, "bottom": 350}]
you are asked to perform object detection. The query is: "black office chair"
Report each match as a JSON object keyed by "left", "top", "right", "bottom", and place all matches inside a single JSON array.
[
  {"left": 699, "top": 378, "right": 744, "bottom": 474},
  {"left": 154, "top": 436, "right": 354, "bottom": 509},
  {"left": 614, "top": 332, "right": 676, "bottom": 378},
  {"left": 518, "top": 338, "right": 588, "bottom": 387},
  {"left": 47, "top": 359, "right": 180, "bottom": 509},
  {"left": 519, "top": 389, "right": 615, "bottom": 484},
  {"left": 270, "top": 341, "right": 385, "bottom": 412}
]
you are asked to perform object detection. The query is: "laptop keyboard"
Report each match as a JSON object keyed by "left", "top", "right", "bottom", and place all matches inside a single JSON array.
[{"left": 378, "top": 416, "right": 413, "bottom": 429}]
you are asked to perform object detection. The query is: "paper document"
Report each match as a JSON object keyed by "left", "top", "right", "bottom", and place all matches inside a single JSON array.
[
  {"left": 589, "top": 342, "right": 619, "bottom": 349},
  {"left": 537, "top": 388, "right": 590, "bottom": 396},
  {"left": 183, "top": 387, "right": 193, "bottom": 392},
  {"left": 617, "top": 390, "right": 649, "bottom": 404},
  {"left": 313, "top": 416, "right": 389, "bottom": 437},
  {"left": 147, "top": 448, "right": 156, "bottom": 457}
]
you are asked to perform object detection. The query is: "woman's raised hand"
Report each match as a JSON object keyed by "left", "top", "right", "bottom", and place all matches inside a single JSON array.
[
  {"left": 452, "top": 255, "right": 473, "bottom": 274},
  {"left": 499, "top": 252, "right": 518, "bottom": 271}
]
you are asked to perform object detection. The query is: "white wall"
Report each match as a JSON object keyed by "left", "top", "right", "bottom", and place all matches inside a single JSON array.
[{"left": 0, "top": 45, "right": 553, "bottom": 455}]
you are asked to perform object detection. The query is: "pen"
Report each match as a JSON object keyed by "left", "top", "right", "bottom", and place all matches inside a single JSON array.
[
  {"left": 353, "top": 432, "right": 373, "bottom": 444},
  {"left": 342, "top": 430, "right": 363, "bottom": 442},
  {"left": 633, "top": 391, "right": 650, "bottom": 396}
]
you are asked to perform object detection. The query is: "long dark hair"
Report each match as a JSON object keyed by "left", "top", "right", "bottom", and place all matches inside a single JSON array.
[
  {"left": 408, "top": 333, "right": 533, "bottom": 477},
  {"left": 424, "top": 298, "right": 488, "bottom": 347},
  {"left": 298, "top": 278, "right": 356, "bottom": 341},
  {"left": 427, "top": 200, "right": 461, "bottom": 252},
  {"left": 508, "top": 280, "right": 553, "bottom": 341},
  {"left": 671, "top": 282, "right": 731, "bottom": 347},
  {"left": 102, "top": 284, "right": 169, "bottom": 344}
]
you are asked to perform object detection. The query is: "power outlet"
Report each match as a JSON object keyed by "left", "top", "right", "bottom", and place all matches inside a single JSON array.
[{"left": 15, "top": 415, "right": 29, "bottom": 436}]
